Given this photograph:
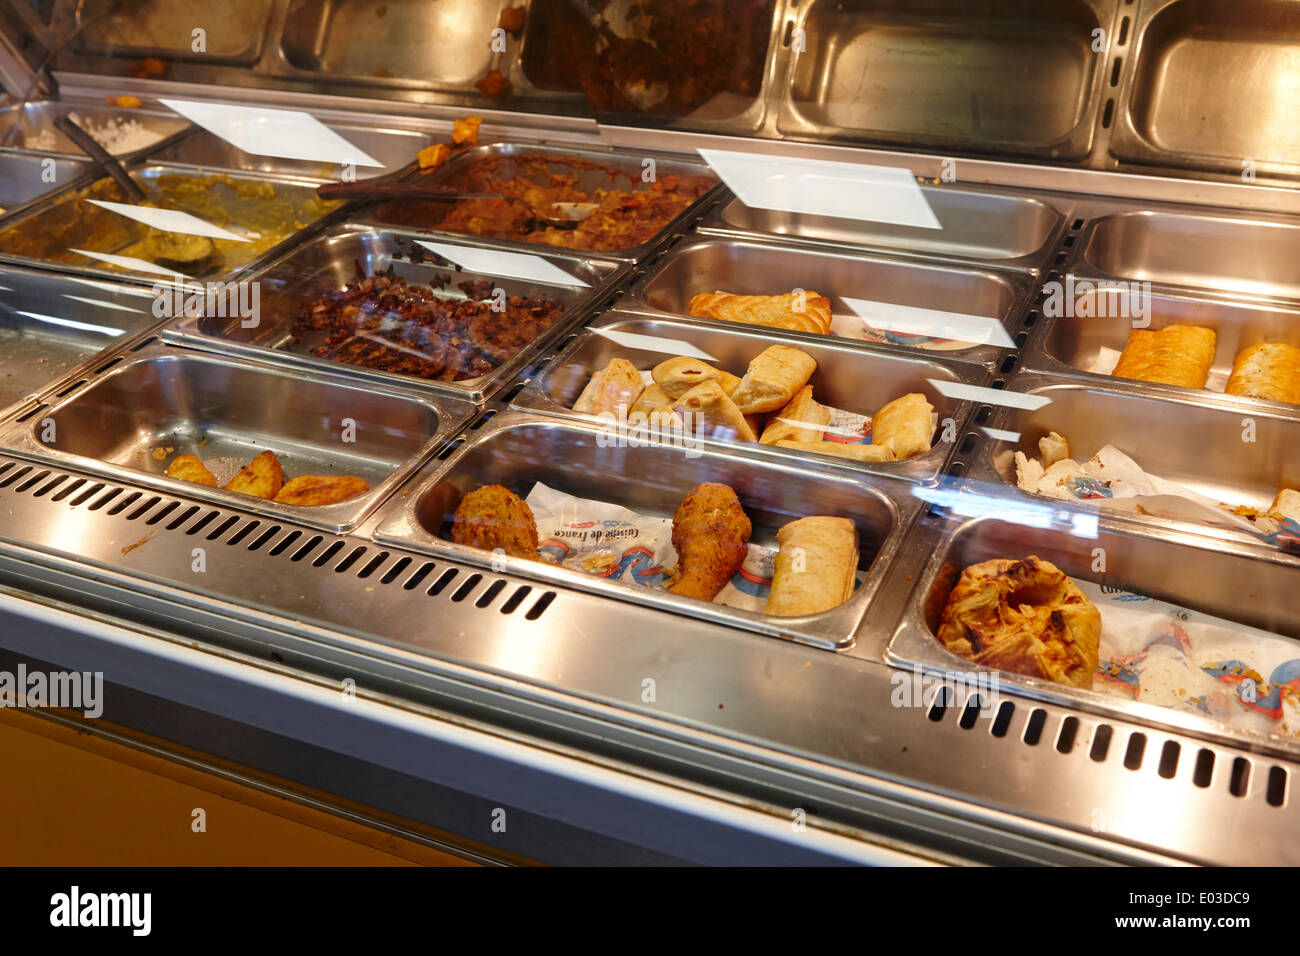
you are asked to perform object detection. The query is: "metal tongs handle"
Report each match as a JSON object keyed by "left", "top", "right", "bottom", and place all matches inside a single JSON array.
[{"left": 54, "top": 114, "right": 146, "bottom": 203}]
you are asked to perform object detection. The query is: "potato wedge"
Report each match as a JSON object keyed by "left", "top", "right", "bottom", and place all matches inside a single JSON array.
[
  {"left": 274, "top": 475, "right": 370, "bottom": 507},
  {"left": 164, "top": 453, "right": 217, "bottom": 487},
  {"left": 223, "top": 450, "right": 284, "bottom": 500}
]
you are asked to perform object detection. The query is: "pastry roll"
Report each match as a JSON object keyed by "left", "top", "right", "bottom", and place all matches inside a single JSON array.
[
  {"left": 672, "top": 381, "right": 757, "bottom": 442},
  {"left": 728, "top": 345, "right": 818, "bottom": 414},
  {"left": 764, "top": 517, "right": 859, "bottom": 616},
  {"left": 651, "top": 356, "right": 741, "bottom": 399},
  {"left": 1226, "top": 342, "right": 1300, "bottom": 404},
  {"left": 628, "top": 383, "right": 683, "bottom": 429},
  {"left": 871, "top": 393, "right": 934, "bottom": 460},
  {"left": 936, "top": 556, "right": 1101, "bottom": 689},
  {"left": 573, "top": 358, "right": 644, "bottom": 415},
  {"left": 776, "top": 440, "right": 895, "bottom": 462},
  {"left": 688, "top": 291, "right": 833, "bottom": 335},
  {"left": 1268, "top": 489, "right": 1300, "bottom": 522},
  {"left": 1112, "top": 324, "right": 1217, "bottom": 389},
  {"left": 759, "top": 386, "right": 829, "bottom": 444}
]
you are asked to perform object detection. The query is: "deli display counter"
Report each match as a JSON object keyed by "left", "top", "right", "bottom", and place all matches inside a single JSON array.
[{"left": 0, "top": 0, "right": 1299, "bottom": 866}]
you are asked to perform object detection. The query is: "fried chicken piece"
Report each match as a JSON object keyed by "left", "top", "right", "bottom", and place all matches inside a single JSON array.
[
  {"left": 223, "top": 450, "right": 284, "bottom": 500},
  {"left": 165, "top": 453, "right": 217, "bottom": 487},
  {"left": 451, "top": 485, "right": 539, "bottom": 559},
  {"left": 475, "top": 69, "right": 511, "bottom": 100},
  {"left": 667, "top": 483, "right": 752, "bottom": 602},
  {"left": 274, "top": 475, "right": 370, "bottom": 507}
]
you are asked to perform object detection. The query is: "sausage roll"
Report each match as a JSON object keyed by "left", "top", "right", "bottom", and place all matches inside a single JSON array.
[
  {"left": 728, "top": 345, "right": 818, "bottom": 414},
  {"left": 1226, "top": 342, "right": 1300, "bottom": 404},
  {"left": 672, "top": 381, "right": 757, "bottom": 442},
  {"left": 759, "top": 386, "right": 829, "bottom": 445},
  {"left": 871, "top": 393, "right": 934, "bottom": 460},
  {"left": 573, "top": 358, "right": 644, "bottom": 415},
  {"left": 651, "top": 356, "right": 741, "bottom": 399},
  {"left": 1112, "top": 324, "right": 1217, "bottom": 389},
  {"left": 688, "top": 291, "right": 833, "bottom": 335},
  {"left": 764, "top": 516, "right": 859, "bottom": 617},
  {"left": 775, "top": 440, "right": 895, "bottom": 462}
]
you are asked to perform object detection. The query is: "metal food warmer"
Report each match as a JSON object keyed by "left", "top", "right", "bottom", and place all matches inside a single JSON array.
[{"left": 0, "top": 0, "right": 1298, "bottom": 866}]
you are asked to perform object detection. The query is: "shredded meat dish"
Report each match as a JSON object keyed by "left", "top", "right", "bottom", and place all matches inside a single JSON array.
[{"left": 288, "top": 266, "right": 566, "bottom": 382}]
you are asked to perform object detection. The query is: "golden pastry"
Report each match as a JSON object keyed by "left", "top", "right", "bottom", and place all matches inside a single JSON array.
[
  {"left": 274, "top": 475, "right": 370, "bottom": 506},
  {"left": 764, "top": 517, "right": 858, "bottom": 617},
  {"left": 651, "top": 356, "right": 740, "bottom": 399},
  {"left": 871, "top": 393, "right": 934, "bottom": 460},
  {"left": 224, "top": 450, "right": 284, "bottom": 500},
  {"left": 671, "top": 381, "right": 757, "bottom": 442},
  {"left": 775, "top": 440, "right": 895, "bottom": 462},
  {"left": 688, "top": 291, "right": 833, "bottom": 335},
  {"left": 1226, "top": 342, "right": 1300, "bottom": 404},
  {"left": 936, "top": 556, "right": 1101, "bottom": 689},
  {"left": 759, "top": 386, "right": 829, "bottom": 445},
  {"left": 165, "top": 453, "right": 217, "bottom": 487},
  {"left": 728, "top": 345, "right": 818, "bottom": 414},
  {"left": 572, "top": 358, "right": 644, "bottom": 416},
  {"left": 451, "top": 485, "right": 539, "bottom": 560},
  {"left": 1112, "top": 324, "right": 1217, "bottom": 389},
  {"left": 627, "top": 383, "right": 683, "bottom": 429}
]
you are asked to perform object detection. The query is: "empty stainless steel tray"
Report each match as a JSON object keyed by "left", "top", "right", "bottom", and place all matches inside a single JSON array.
[
  {"left": 512, "top": 311, "right": 987, "bottom": 481},
  {"left": 778, "top": 0, "right": 1109, "bottom": 159},
  {"left": 278, "top": 0, "right": 508, "bottom": 89},
  {"left": 73, "top": 0, "right": 273, "bottom": 63},
  {"left": 358, "top": 141, "right": 720, "bottom": 261},
  {"left": 887, "top": 509, "right": 1300, "bottom": 750},
  {"left": 0, "top": 101, "right": 190, "bottom": 159},
  {"left": 626, "top": 237, "right": 1032, "bottom": 367},
  {"left": 163, "top": 224, "right": 623, "bottom": 403},
  {"left": 1022, "top": 283, "right": 1300, "bottom": 406},
  {"left": 0, "top": 269, "right": 162, "bottom": 421},
  {"left": 1112, "top": 0, "right": 1300, "bottom": 176},
  {"left": 0, "top": 153, "right": 94, "bottom": 219},
  {"left": 0, "top": 345, "right": 475, "bottom": 533},
  {"left": 698, "top": 183, "right": 1066, "bottom": 269},
  {"left": 965, "top": 374, "right": 1300, "bottom": 546},
  {"left": 1079, "top": 211, "right": 1300, "bottom": 302},
  {"left": 373, "top": 413, "right": 919, "bottom": 649}
]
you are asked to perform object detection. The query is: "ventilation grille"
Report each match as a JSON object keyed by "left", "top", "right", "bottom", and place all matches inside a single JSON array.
[
  {"left": 0, "top": 459, "right": 556, "bottom": 621},
  {"left": 925, "top": 682, "right": 1290, "bottom": 810}
]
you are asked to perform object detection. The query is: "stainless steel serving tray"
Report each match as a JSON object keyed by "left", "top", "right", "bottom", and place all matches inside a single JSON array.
[
  {"left": 1110, "top": 0, "right": 1300, "bottom": 179},
  {"left": 356, "top": 141, "right": 722, "bottom": 262},
  {"left": 372, "top": 412, "right": 920, "bottom": 649},
  {"left": 163, "top": 224, "right": 625, "bottom": 404},
  {"left": 624, "top": 237, "right": 1034, "bottom": 368},
  {"left": 1073, "top": 210, "right": 1300, "bottom": 304},
  {"left": 0, "top": 268, "right": 163, "bottom": 422},
  {"left": 513, "top": 0, "right": 786, "bottom": 135},
  {"left": 697, "top": 181, "right": 1068, "bottom": 271},
  {"left": 0, "top": 153, "right": 95, "bottom": 219},
  {"left": 887, "top": 507, "right": 1300, "bottom": 755},
  {"left": 962, "top": 372, "right": 1300, "bottom": 549},
  {"left": 776, "top": 0, "right": 1112, "bottom": 160},
  {"left": 0, "top": 342, "right": 475, "bottom": 534},
  {"left": 274, "top": 0, "right": 511, "bottom": 92},
  {"left": 148, "top": 120, "right": 435, "bottom": 179},
  {"left": 1021, "top": 283, "right": 1300, "bottom": 409},
  {"left": 72, "top": 0, "right": 274, "bottom": 64},
  {"left": 511, "top": 310, "right": 986, "bottom": 481},
  {"left": 0, "top": 101, "right": 191, "bottom": 160},
  {"left": 0, "top": 162, "right": 345, "bottom": 285}
]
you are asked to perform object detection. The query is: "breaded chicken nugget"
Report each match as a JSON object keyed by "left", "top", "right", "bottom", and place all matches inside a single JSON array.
[
  {"left": 667, "top": 482, "right": 752, "bottom": 602},
  {"left": 224, "top": 450, "right": 284, "bottom": 500},
  {"left": 274, "top": 475, "right": 370, "bottom": 506},
  {"left": 451, "top": 484, "right": 539, "bottom": 559},
  {"left": 165, "top": 453, "right": 217, "bottom": 487}
]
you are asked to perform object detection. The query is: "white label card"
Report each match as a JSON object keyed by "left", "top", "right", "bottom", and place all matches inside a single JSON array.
[
  {"left": 159, "top": 99, "right": 383, "bottom": 168},
  {"left": 415, "top": 241, "right": 589, "bottom": 288}
]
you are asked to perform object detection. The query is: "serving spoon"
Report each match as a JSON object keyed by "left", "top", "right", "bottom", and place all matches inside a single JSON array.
[{"left": 317, "top": 178, "right": 597, "bottom": 230}]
